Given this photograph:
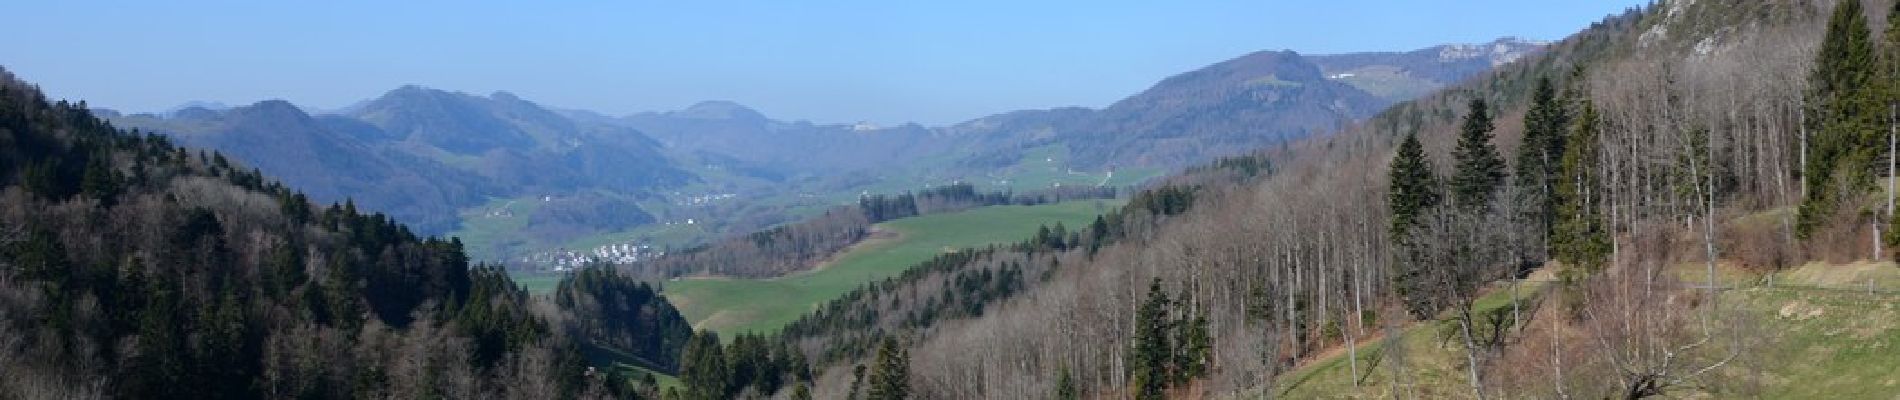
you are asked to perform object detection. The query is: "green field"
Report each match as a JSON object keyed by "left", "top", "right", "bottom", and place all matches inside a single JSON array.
[
  {"left": 973, "top": 144, "right": 1163, "bottom": 190},
  {"left": 513, "top": 273, "right": 564, "bottom": 293},
  {"left": 451, "top": 196, "right": 542, "bottom": 261},
  {"left": 664, "top": 200, "right": 1121, "bottom": 336}
]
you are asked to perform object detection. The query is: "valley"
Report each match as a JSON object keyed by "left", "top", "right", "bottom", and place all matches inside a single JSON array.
[
  {"left": 8, "top": 1, "right": 1900, "bottom": 399},
  {"left": 663, "top": 200, "right": 1119, "bottom": 335},
  {"left": 103, "top": 38, "right": 1527, "bottom": 270}
]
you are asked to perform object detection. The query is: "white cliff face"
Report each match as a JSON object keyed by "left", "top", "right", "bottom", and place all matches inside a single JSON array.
[{"left": 1437, "top": 37, "right": 1548, "bottom": 67}]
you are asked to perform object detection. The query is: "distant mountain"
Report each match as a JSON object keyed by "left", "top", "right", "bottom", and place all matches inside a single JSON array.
[
  {"left": 111, "top": 100, "right": 492, "bottom": 233},
  {"left": 109, "top": 38, "right": 1537, "bottom": 263},
  {"left": 936, "top": 40, "right": 1542, "bottom": 170},
  {"left": 163, "top": 100, "right": 232, "bottom": 116},
  {"left": 619, "top": 101, "right": 943, "bottom": 174},
  {"left": 1310, "top": 37, "right": 1547, "bottom": 102},
  {"left": 1062, "top": 49, "right": 1391, "bottom": 168},
  {"left": 111, "top": 87, "right": 690, "bottom": 236},
  {"left": 347, "top": 87, "right": 689, "bottom": 194}
]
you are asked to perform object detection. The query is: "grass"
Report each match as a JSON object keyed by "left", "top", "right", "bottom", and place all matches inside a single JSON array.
[
  {"left": 663, "top": 200, "right": 1121, "bottom": 336},
  {"left": 1727, "top": 284, "right": 1900, "bottom": 398},
  {"left": 975, "top": 144, "right": 1162, "bottom": 191},
  {"left": 1272, "top": 261, "right": 1900, "bottom": 399},
  {"left": 1274, "top": 279, "right": 1548, "bottom": 399},
  {"left": 578, "top": 341, "right": 683, "bottom": 393},
  {"left": 450, "top": 196, "right": 542, "bottom": 261},
  {"left": 511, "top": 272, "right": 565, "bottom": 294},
  {"left": 614, "top": 363, "right": 681, "bottom": 392}
]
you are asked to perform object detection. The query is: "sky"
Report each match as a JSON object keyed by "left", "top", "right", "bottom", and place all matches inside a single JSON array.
[{"left": 3, "top": 1, "right": 1646, "bottom": 125}]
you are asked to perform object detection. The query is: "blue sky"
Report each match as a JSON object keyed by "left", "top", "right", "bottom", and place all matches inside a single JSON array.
[{"left": 3, "top": 1, "right": 1644, "bottom": 125}]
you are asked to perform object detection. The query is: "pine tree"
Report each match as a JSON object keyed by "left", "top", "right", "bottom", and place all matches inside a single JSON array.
[
  {"left": 1175, "top": 304, "right": 1211, "bottom": 381},
  {"left": 1129, "top": 278, "right": 1173, "bottom": 400},
  {"left": 80, "top": 152, "right": 121, "bottom": 206},
  {"left": 848, "top": 364, "right": 867, "bottom": 400},
  {"left": 679, "top": 331, "right": 730, "bottom": 400},
  {"left": 1799, "top": 0, "right": 1883, "bottom": 237},
  {"left": 1514, "top": 77, "right": 1570, "bottom": 252},
  {"left": 1388, "top": 131, "right": 1444, "bottom": 318},
  {"left": 1389, "top": 132, "right": 1441, "bottom": 241},
  {"left": 1452, "top": 98, "right": 1507, "bottom": 212},
  {"left": 1055, "top": 366, "right": 1079, "bottom": 400},
  {"left": 1883, "top": 0, "right": 1900, "bottom": 255},
  {"left": 866, "top": 337, "right": 910, "bottom": 400},
  {"left": 1553, "top": 99, "right": 1611, "bottom": 270}
]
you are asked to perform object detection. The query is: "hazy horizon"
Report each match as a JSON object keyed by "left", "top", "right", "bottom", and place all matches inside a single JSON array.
[{"left": 4, "top": 1, "right": 1643, "bottom": 125}]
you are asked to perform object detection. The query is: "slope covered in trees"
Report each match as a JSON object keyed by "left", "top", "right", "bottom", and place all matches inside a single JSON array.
[
  {"left": 782, "top": 1, "right": 1900, "bottom": 398},
  {"left": 0, "top": 68, "right": 702, "bottom": 399}
]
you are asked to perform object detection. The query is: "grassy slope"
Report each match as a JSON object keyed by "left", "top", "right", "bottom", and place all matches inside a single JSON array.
[
  {"left": 664, "top": 200, "right": 1121, "bottom": 335},
  {"left": 1273, "top": 261, "right": 1900, "bottom": 399},
  {"left": 1269, "top": 280, "right": 1547, "bottom": 399},
  {"left": 512, "top": 273, "right": 563, "bottom": 294}
]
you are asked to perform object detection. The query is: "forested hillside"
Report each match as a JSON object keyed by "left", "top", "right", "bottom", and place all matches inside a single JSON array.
[
  {"left": 0, "top": 68, "right": 707, "bottom": 399},
  {"left": 782, "top": 1, "right": 1900, "bottom": 398}
]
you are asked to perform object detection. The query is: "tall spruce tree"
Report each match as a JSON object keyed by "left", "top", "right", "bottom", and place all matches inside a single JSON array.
[
  {"left": 1799, "top": 0, "right": 1882, "bottom": 237},
  {"left": 866, "top": 337, "right": 910, "bottom": 400},
  {"left": 1175, "top": 291, "right": 1212, "bottom": 383},
  {"left": 1884, "top": 0, "right": 1900, "bottom": 254},
  {"left": 1514, "top": 77, "right": 1570, "bottom": 253},
  {"left": 1388, "top": 131, "right": 1444, "bottom": 318},
  {"left": 1130, "top": 278, "right": 1174, "bottom": 400},
  {"left": 1452, "top": 98, "right": 1507, "bottom": 212},
  {"left": 1553, "top": 99, "right": 1611, "bottom": 270},
  {"left": 679, "top": 331, "right": 731, "bottom": 400},
  {"left": 1389, "top": 132, "right": 1441, "bottom": 241}
]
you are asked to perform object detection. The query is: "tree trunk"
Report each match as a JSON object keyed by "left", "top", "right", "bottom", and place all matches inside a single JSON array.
[{"left": 1457, "top": 308, "right": 1487, "bottom": 400}]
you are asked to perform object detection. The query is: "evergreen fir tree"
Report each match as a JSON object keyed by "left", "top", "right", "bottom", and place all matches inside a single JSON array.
[
  {"left": 1514, "top": 77, "right": 1570, "bottom": 251},
  {"left": 1056, "top": 365, "right": 1079, "bottom": 400},
  {"left": 1176, "top": 304, "right": 1211, "bottom": 382},
  {"left": 1884, "top": 0, "right": 1900, "bottom": 255},
  {"left": 1388, "top": 131, "right": 1444, "bottom": 318},
  {"left": 1389, "top": 132, "right": 1441, "bottom": 241},
  {"left": 1799, "top": 0, "right": 1883, "bottom": 237},
  {"left": 866, "top": 337, "right": 910, "bottom": 400},
  {"left": 679, "top": 331, "right": 731, "bottom": 400},
  {"left": 80, "top": 152, "right": 121, "bottom": 206},
  {"left": 1553, "top": 99, "right": 1611, "bottom": 270},
  {"left": 1452, "top": 98, "right": 1507, "bottom": 212},
  {"left": 1130, "top": 278, "right": 1173, "bottom": 400}
]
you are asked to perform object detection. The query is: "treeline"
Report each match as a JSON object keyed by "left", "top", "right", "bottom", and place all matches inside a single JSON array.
[
  {"left": 627, "top": 182, "right": 1116, "bottom": 279},
  {"left": 778, "top": 183, "right": 1201, "bottom": 367},
  {"left": 672, "top": 331, "right": 814, "bottom": 400},
  {"left": 858, "top": 183, "right": 1118, "bottom": 221},
  {"left": 759, "top": 5, "right": 1643, "bottom": 399},
  {"left": 553, "top": 266, "right": 694, "bottom": 372},
  {"left": 0, "top": 68, "right": 700, "bottom": 399}
]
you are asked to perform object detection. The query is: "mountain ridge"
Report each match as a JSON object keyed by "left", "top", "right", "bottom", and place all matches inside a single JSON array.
[{"left": 109, "top": 37, "right": 1543, "bottom": 264}]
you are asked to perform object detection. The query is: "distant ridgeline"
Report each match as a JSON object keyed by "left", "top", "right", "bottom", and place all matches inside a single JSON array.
[
  {"left": 0, "top": 68, "right": 714, "bottom": 399},
  {"left": 623, "top": 183, "right": 1117, "bottom": 279}
]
